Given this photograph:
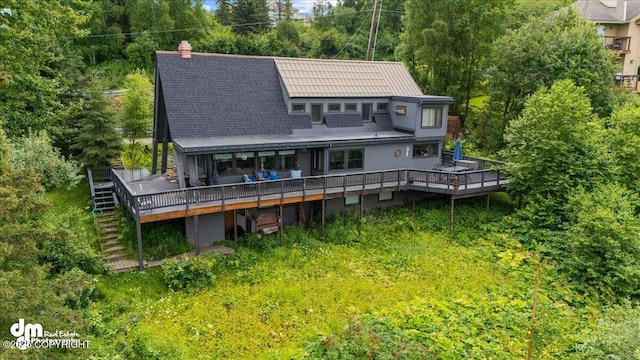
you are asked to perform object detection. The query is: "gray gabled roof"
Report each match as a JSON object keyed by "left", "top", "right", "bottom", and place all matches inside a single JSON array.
[
  {"left": 155, "top": 52, "right": 311, "bottom": 141},
  {"left": 572, "top": 0, "right": 640, "bottom": 23}
]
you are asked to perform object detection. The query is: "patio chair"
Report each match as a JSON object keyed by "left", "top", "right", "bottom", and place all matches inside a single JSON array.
[
  {"left": 243, "top": 174, "right": 256, "bottom": 183},
  {"left": 290, "top": 169, "right": 302, "bottom": 183},
  {"left": 267, "top": 169, "right": 281, "bottom": 180},
  {"left": 254, "top": 171, "right": 266, "bottom": 181}
]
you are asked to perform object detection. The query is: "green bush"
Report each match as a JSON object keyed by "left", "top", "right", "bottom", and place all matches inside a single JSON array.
[
  {"left": 572, "top": 301, "right": 640, "bottom": 359},
  {"left": 161, "top": 256, "right": 216, "bottom": 292},
  {"left": 119, "top": 213, "right": 192, "bottom": 260},
  {"left": 555, "top": 184, "right": 640, "bottom": 298},
  {"left": 38, "top": 207, "right": 106, "bottom": 274},
  {"left": 306, "top": 315, "right": 438, "bottom": 360}
]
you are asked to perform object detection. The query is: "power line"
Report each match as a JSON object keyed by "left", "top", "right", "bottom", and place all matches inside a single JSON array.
[{"left": 333, "top": 7, "right": 373, "bottom": 59}]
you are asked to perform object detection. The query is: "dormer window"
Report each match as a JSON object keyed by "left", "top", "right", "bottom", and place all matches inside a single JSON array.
[
  {"left": 328, "top": 103, "right": 341, "bottom": 112},
  {"left": 362, "top": 103, "right": 373, "bottom": 122},
  {"left": 311, "top": 104, "right": 323, "bottom": 123},
  {"left": 377, "top": 103, "right": 389, "bottom": 112},
  {"left": 292, "top": 103, "right": 305, "bottom": 112},
  {"left": 421, "top": 107, "right": 443, "bottom": 128},
  {"left": 345, "top": 103, "right": 357, "bottom": 112}
]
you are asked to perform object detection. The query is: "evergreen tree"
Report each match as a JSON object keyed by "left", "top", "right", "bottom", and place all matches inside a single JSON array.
[
  {"left": 71, "top": 89, "right": 123, "bottom": 167},
  {"left": 216, "top": 0, "right": 234, "bottom": 26},
  {"left": 233, "top": 0, "right": 270, "bottom": 34}
]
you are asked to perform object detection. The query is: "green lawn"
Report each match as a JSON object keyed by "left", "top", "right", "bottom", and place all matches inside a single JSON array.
[{"left": 85, "top": 195, "right": 600, "bottom": 359}]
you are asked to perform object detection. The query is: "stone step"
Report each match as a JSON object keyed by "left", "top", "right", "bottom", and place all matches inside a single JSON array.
[
  {"left": 100, "top": 226, "right": 118, "bottom": 233},
  {"left": 104, "top": 245, "right": 125, "bottom": 254},
  {"left": 102, "top": 233, "right": 120, "bottom": 240},
  {"left": 106, "top": 253, "right": 129, "bottom": 262},
  {"left": 98, "top": 218, "right": 118, "bottom": 227},
  {"left": 102, "top": 239, "right": 121, "bottom": 247}
]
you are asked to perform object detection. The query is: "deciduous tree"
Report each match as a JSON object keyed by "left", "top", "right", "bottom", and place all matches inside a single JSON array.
[
  {"left": 502, "top": 80, "right": 615, "bottom": 211},
  {"left": 120, "top": 72, "right": 153, "bottom": 167}
]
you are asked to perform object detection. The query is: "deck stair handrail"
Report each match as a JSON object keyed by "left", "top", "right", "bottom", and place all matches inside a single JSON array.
[{"left": 111, "top": 166, "right": 508, "bottom": 218}]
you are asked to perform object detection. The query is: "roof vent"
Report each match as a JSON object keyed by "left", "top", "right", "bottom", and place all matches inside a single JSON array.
[{"left": 178, "top": 40, "right": 192, "bottom": 59}]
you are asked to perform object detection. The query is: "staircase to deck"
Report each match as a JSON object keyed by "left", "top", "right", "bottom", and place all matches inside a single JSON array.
[{"left": 95, "top": 211, "right": 142, "bottom": 272}]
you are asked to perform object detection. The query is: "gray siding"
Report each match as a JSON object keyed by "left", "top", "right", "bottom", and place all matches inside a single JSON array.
[
  {"left": 185, "top": 213, "right": 225, "bottom": 245},
  {"left": 389, "top": 100, "right": 417, "bottom": 131},
  {"left": 414, "top": 103, "right": 449, "bottom": 139},
  {"left": 324, "top": 190, "right": 438, "bottom": 218}
]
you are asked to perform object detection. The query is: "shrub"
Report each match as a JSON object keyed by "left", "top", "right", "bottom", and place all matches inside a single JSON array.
[
  {"left": 38, "top": 207, "right": 106, "bottom": 274},
  {"left": 306, "top": 315, "right": 438, "bottom": 359},
  {"left": 161, "top": 256, "right": 215, "bottom": 292},
  {"left": 556, "top": 184, "right": 640, "bottom": 298},
  {"left": 119, "top": 214, "right": 192, "bottom": 260},
  {"left": 572, "top": 301, "right": 640, "bottom": 359},
  {"left": 9, "top": 131, "right": 84, "bottom": 191}
]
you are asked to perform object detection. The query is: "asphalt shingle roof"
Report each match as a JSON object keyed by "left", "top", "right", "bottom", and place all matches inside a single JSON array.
[
  {"left": 572, "top": 0, "right": 640, "bottom": 22},
  {"left": 156, "top": 52, "right": 311, "bottom": 140},
  {"left": 373, "top": 113, "right": 393, "bottom": 131},
  {"left": 324, "top": 113, "right": 364, "bottom": 128}
]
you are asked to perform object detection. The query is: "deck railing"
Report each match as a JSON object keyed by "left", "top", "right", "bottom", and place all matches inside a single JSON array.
[
  {"left": 111, "top": 166, "right": 507, "bottom": 218},
  {"left": 441, "top": 151, "right": 506, "bottom": 170}
]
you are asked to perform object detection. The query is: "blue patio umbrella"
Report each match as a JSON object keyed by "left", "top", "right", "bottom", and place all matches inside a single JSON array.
[{"left": 453, "top": 138, "right": 463, "bottom": 166}]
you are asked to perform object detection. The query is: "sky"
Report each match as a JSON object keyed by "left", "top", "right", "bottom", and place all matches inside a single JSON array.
[{"left": 202, "top": 1, "right": 340, "bottom": 15}]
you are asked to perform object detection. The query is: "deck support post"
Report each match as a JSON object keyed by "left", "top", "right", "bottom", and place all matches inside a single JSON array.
[
  {"left": 151, "top": 141, "right": 158, "bottom": 174},
  {"left": 194, "top": 214, "right": 200, "bottom": 255},
  {"left": 321, "top": 199, "right": 326, "bottom": 240},
  {"left": 279, "top": 204, "right": 284, "bottom": 246},
  {"left": 136, "top": 217, "right": 144, "bottom": 272},
  {"left": 486, "top": 194, "right": 490, "bottom": 213},
  {"left": 360, "top": 194, "right": 364, "bottom": 217},
  {"left": 233, "top": 209, "right": 238, "bottom": 249},
  {"left": 450, "top": 195, "right": 455, "bottom": 232}
]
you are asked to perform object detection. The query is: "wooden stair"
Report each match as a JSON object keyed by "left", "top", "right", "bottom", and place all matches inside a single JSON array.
[{"left": 95, "top": 211, "right": 142, "bottom": 272}]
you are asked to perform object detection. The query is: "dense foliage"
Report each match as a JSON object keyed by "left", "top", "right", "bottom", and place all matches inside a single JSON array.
[{"left": 162, "top": 256, "right": 216, "bottom": 293}]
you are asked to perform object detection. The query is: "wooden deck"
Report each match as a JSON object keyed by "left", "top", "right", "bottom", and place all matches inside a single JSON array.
[{"left": 109, "top": 160, "right": 508, "bottom": 224}]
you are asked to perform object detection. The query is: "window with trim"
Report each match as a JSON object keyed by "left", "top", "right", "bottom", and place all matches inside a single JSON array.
[
  {"left": 214, "top": 153, "right": 233, "bottom": 175},
  {"left": 258, "top": 151, "right": 276, "bottom": 171},
  {"left": 345, "top": 103, "right": 357, "bottom": 112},
  {"left": 413, "top": 143, "right": 439, "bottom": 158},
  {"left": 421, "top": 107, "right": 443, "bottom": 128},
  {"left": 313, "top": 150, "right": 324, "bottom": 171},
  {"left": 328, "top": 103, "right": 341, "bottom": 112},
  {"left": 329, "top": 149, "right": 364, "bottom": 171},
  {"left": 377, "top": 103, "right": 389, "bottom": 112},
  {"left": 292, "top": 103, "right": 305, "bottom": 112},
  {"left": 362, "top": 103, "right": 373, "bottom": 122},
  {"left": 345, "top": 195, "right": 360, "bottom": 205},
  {"left": 378, "top": 191, "right": 393, "bottom": 201},
  {"left": 235, "top": 152, "right": 255, "bottom": 174},
  {"left": 278, "top": 150, "right": 296, "bottom": 170},
  {"left": 311, "top": 104, "right": 323, "bottom": 123}
]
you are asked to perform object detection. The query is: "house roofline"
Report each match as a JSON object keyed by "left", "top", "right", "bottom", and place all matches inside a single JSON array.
[{"left": 172, "top": 135, "right": 422, "bottom": 154}]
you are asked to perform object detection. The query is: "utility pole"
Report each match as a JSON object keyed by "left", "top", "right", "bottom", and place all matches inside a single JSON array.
[{"left": 365, "top": 0, "right": 379, "bottom": 61}]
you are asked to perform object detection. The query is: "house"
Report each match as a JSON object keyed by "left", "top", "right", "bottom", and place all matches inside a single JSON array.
[
  {"left": 267, "top": 1, "right": 313, "bottom": 24},
  {"left": 573, "top": 0, "right": 640, "bottom": 91},
  {"left": 101, "top": 41, "right": 507, "bottom": 270}
]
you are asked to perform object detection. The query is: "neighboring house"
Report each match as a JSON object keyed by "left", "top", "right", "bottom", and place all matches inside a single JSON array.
[
  {"left": 268, "top": 0, "right": 313, "bottom": 24},
  {"left": 101, "top": 41, "right": 507, "bottom": 270},
  {"left": 573, "top": 0, "right": 640, "bottom": 91}
]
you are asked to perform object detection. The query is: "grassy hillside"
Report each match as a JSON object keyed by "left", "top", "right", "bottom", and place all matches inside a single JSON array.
[{"left": 83, "top": 195, "right": 613, "bottom": 359}]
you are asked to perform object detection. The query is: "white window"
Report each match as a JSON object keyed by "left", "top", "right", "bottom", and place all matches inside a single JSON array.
[
  {"left": 345, "top": 195, "right": 360, "bottom": 205},
  {"left": 292, "top": 103, "right": 305, "bottom": 112},
  {"left": 421, "top": 107, "right": 443, "bottom": 128}
]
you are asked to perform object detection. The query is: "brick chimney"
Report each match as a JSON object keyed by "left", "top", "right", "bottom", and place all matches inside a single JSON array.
[{"left": 178, "top": 40, "right": 192, "bottom": 59}]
